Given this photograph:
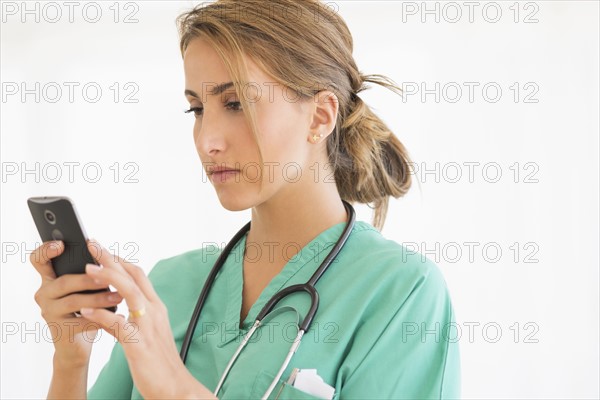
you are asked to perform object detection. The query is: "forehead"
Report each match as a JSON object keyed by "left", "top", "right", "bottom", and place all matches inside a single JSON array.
[
  {"left": 183, "top": 38, "right": 226, "bottom": 79},
  {"left": 183, "top": 38, "right": 269, "bottom": 95}
]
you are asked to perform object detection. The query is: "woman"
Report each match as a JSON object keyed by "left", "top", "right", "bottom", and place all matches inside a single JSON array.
[{"left": 30, "top": 0, "right": 460, "bottom": 398}]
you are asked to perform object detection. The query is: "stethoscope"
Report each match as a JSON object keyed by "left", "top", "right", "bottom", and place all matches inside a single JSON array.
[{"left": 179, "top": 199, "right": 356, "bottom": 399}]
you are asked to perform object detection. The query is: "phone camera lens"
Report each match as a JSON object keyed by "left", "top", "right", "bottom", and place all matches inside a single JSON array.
[{"left": 44, "top": 210, "right": 56, "bottom": 225}]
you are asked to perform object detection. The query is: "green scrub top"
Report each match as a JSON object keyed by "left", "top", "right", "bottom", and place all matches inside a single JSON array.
[{"left": 87, "top": 220, "right": 460, "bottom": 399}]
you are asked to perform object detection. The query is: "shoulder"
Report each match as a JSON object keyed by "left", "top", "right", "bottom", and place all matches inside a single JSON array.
[
  {"left": 325, "top": 220, "right": 456, "bottom": 341},
  {"left": 333, "top": 224, "right": 461, "bottom": 399},
  {"left": 148, "top": 245, "right": 221, "bottom": 279},
  {"left": 328, "top": 222, "right": 460, "bottom": 397},
  {"left": 149, "top": 245, "right": 221, "bottom": 276},
  {"left": 341, "top": 220, "right": 449, "bottom": 301},
  {"left": 146, "top": 245, "right": 224, "bottom": 302}
]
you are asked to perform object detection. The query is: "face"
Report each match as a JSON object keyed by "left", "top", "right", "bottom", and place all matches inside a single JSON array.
[{"left": 183, "top": 37, "right": 317, "bottom": 211}]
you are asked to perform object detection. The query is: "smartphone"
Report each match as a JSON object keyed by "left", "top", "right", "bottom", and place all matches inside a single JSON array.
[{"left": 27, "top": 196, "right": 117, "bottom": 312}]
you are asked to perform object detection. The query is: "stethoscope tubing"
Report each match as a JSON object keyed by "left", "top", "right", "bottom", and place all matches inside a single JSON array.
[
  {"left": 179, "top": 220, "right": 251, "bottom": 363},
  {"left": 180, "top": 200, "right": 356, "bottom": 398}
]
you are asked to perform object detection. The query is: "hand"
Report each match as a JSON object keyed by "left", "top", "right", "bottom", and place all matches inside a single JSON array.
[
  {"left": 29, "top": 240, "right": 124, "bottom": 367},
  {"left": 78, "top": 240, "right": 214, "bottom": 399}
]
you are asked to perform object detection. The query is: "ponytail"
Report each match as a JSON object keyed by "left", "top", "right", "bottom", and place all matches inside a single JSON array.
[{"left": 330, "top": 74, "right": 412, "bottom": 231}]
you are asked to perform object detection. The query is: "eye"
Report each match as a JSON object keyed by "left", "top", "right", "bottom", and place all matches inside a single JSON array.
[
  {"left": 225, "top": 101, "right": 242, "bottom": 111},
  {"left": 185, "top": 107, "right": 203, "bottom": 118},
  {"left": 184, "top": 101, "right": 242, "bottom": 118}
]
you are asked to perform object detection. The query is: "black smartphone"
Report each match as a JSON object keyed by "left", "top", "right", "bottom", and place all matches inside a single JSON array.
[{"left": 27, "top": 196, "right": 117, "bottom": 313}]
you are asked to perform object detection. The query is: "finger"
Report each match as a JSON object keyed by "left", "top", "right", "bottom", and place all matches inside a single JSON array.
[
  {"left": 85, "top": 263, "right": 146, "bottom": 312},
  {"left": 79, "top": 308, "right": 136, "bottom": 344},
  {"left": 29, "top": 241, "right": 63, "bottom": 280},
  {"left": 88, "top": 239, "right": 158, "bottom": 303},
  {"left": 87, "top": 239, "right": 108, "bottom": 265},
  {"left": 45, "top": 316, "right": 102, "bottom": 337},
  {"left": 44, "top": 273, "right": 113, "bottom": 299},
  {"left": 117, "top": 257, "right": 160, "bottom": 303},
  {"left": 87, "top": 239, "right": 129, "bottom": 276},
  {"left": 48, "top": 290, "right": 123, "bottom": 317}
]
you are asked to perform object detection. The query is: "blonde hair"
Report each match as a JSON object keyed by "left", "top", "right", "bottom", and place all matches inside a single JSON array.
[{"left": 177, "top": 0, "right": 412, "bottom": 231}]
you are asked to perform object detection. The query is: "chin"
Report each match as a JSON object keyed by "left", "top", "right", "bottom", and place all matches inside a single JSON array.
[{"left": 215, "top": 193, "right": 254, "bottom": 212}]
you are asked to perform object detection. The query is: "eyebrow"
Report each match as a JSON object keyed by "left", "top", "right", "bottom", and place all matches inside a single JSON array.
[{"left": 184, "top": 82, "right": 234, "bottom": 99}]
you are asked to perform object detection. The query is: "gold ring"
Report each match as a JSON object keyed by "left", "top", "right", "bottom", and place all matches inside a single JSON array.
[{"left": 129, "top": 307, "right": 146, "bottom": 319}]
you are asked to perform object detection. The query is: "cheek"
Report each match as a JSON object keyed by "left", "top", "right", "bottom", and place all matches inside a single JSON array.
[
  {"left": 257, "top": 100, "right": 307, "bottom": 147},
  {"left": 257, "top": 136, "right": 307, "bottom": 187},
  {"left": 256, "top": 120, "right": 293, "bottom": 168},
  {"left": 192, "top": 119, "right": 201, "bottom": 138}
]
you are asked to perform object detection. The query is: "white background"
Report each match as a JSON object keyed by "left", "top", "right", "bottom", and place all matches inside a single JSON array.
[{"left": 1, "top": 1, "right": 598, "bottom": 398}]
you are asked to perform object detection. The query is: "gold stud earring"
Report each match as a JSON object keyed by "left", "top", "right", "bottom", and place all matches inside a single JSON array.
[{"left": 312, "top": 134, "right": 323, "bottom": 143}]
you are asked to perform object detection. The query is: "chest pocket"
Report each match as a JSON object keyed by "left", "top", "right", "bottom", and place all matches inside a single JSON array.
[{"left": 251, "top": 370, "right": 329, "bottom": 400}]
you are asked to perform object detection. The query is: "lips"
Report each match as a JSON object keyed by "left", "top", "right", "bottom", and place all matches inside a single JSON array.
[
  {"left": 205, "top": 164, "right": 240, "bottom": 184},
  {"left": 207, "top": 165, "right": 240, "bottom": 176},
  {"left": 209, "top": 169, "right": 238, "bottom": 175}
]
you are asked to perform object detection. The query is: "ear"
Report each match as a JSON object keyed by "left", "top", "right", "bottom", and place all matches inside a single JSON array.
[{"left": 308, "top": 90, "right": 339, "bottom": 143}]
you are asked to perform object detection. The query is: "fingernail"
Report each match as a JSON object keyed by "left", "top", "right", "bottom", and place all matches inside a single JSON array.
[
  {"left": 86, "top": 263, "right": 102, "bottom": 273},
  {"left": 107, "top": 293, "right": 121, "bottom": 302},
  {"left": 80, "top": 308, "right": 94, "bottom": 316},
  {"left": 48, "top": 241, "right": 63, "bottom": 251},
  {"left": 87, "top": 239, "right": 104, "bottom": 261}
]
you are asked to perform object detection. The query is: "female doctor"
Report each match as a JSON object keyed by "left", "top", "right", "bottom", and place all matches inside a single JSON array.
[{"left": 29, "top": 0, "right": 460, "bottom": 398}]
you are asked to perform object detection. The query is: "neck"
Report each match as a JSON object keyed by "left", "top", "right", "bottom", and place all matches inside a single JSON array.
[{"left": 246, "top": 188, "right": 348, "bottom": 267}]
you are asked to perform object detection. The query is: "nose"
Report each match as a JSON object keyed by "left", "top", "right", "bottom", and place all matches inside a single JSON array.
[{"left": 194, "top": 109, "right": 225, "bottom": 157}]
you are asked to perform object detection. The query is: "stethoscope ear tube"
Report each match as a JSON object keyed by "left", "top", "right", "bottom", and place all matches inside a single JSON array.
[
  {"left": 307, "top": 200, "right": 356, "bottom": 286},
  {"left": 255, "top": 199, "right": 355, "bottom": 332},
  {"left": 180, "top": 220, "right": 252, "bottom": 363},
  {"left": 261, "top": 329, "right": 305, "bottom": 400},
  {"left": 212, "top": 319, "right": 262, "bottom": 396},
  {"left": 256, "top": 284, "right": 319, "bottom": 332}
]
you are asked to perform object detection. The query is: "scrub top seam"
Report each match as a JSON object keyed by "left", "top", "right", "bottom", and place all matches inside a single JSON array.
[
  {"left": 224, "top": 231, "right": 248, "bottom": 336},
  {"left": 341, "top": 265, "right": 431, "bottom": 386},
  {"left": 438, "top": 299, "right": 453, "bottom": 398}
]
